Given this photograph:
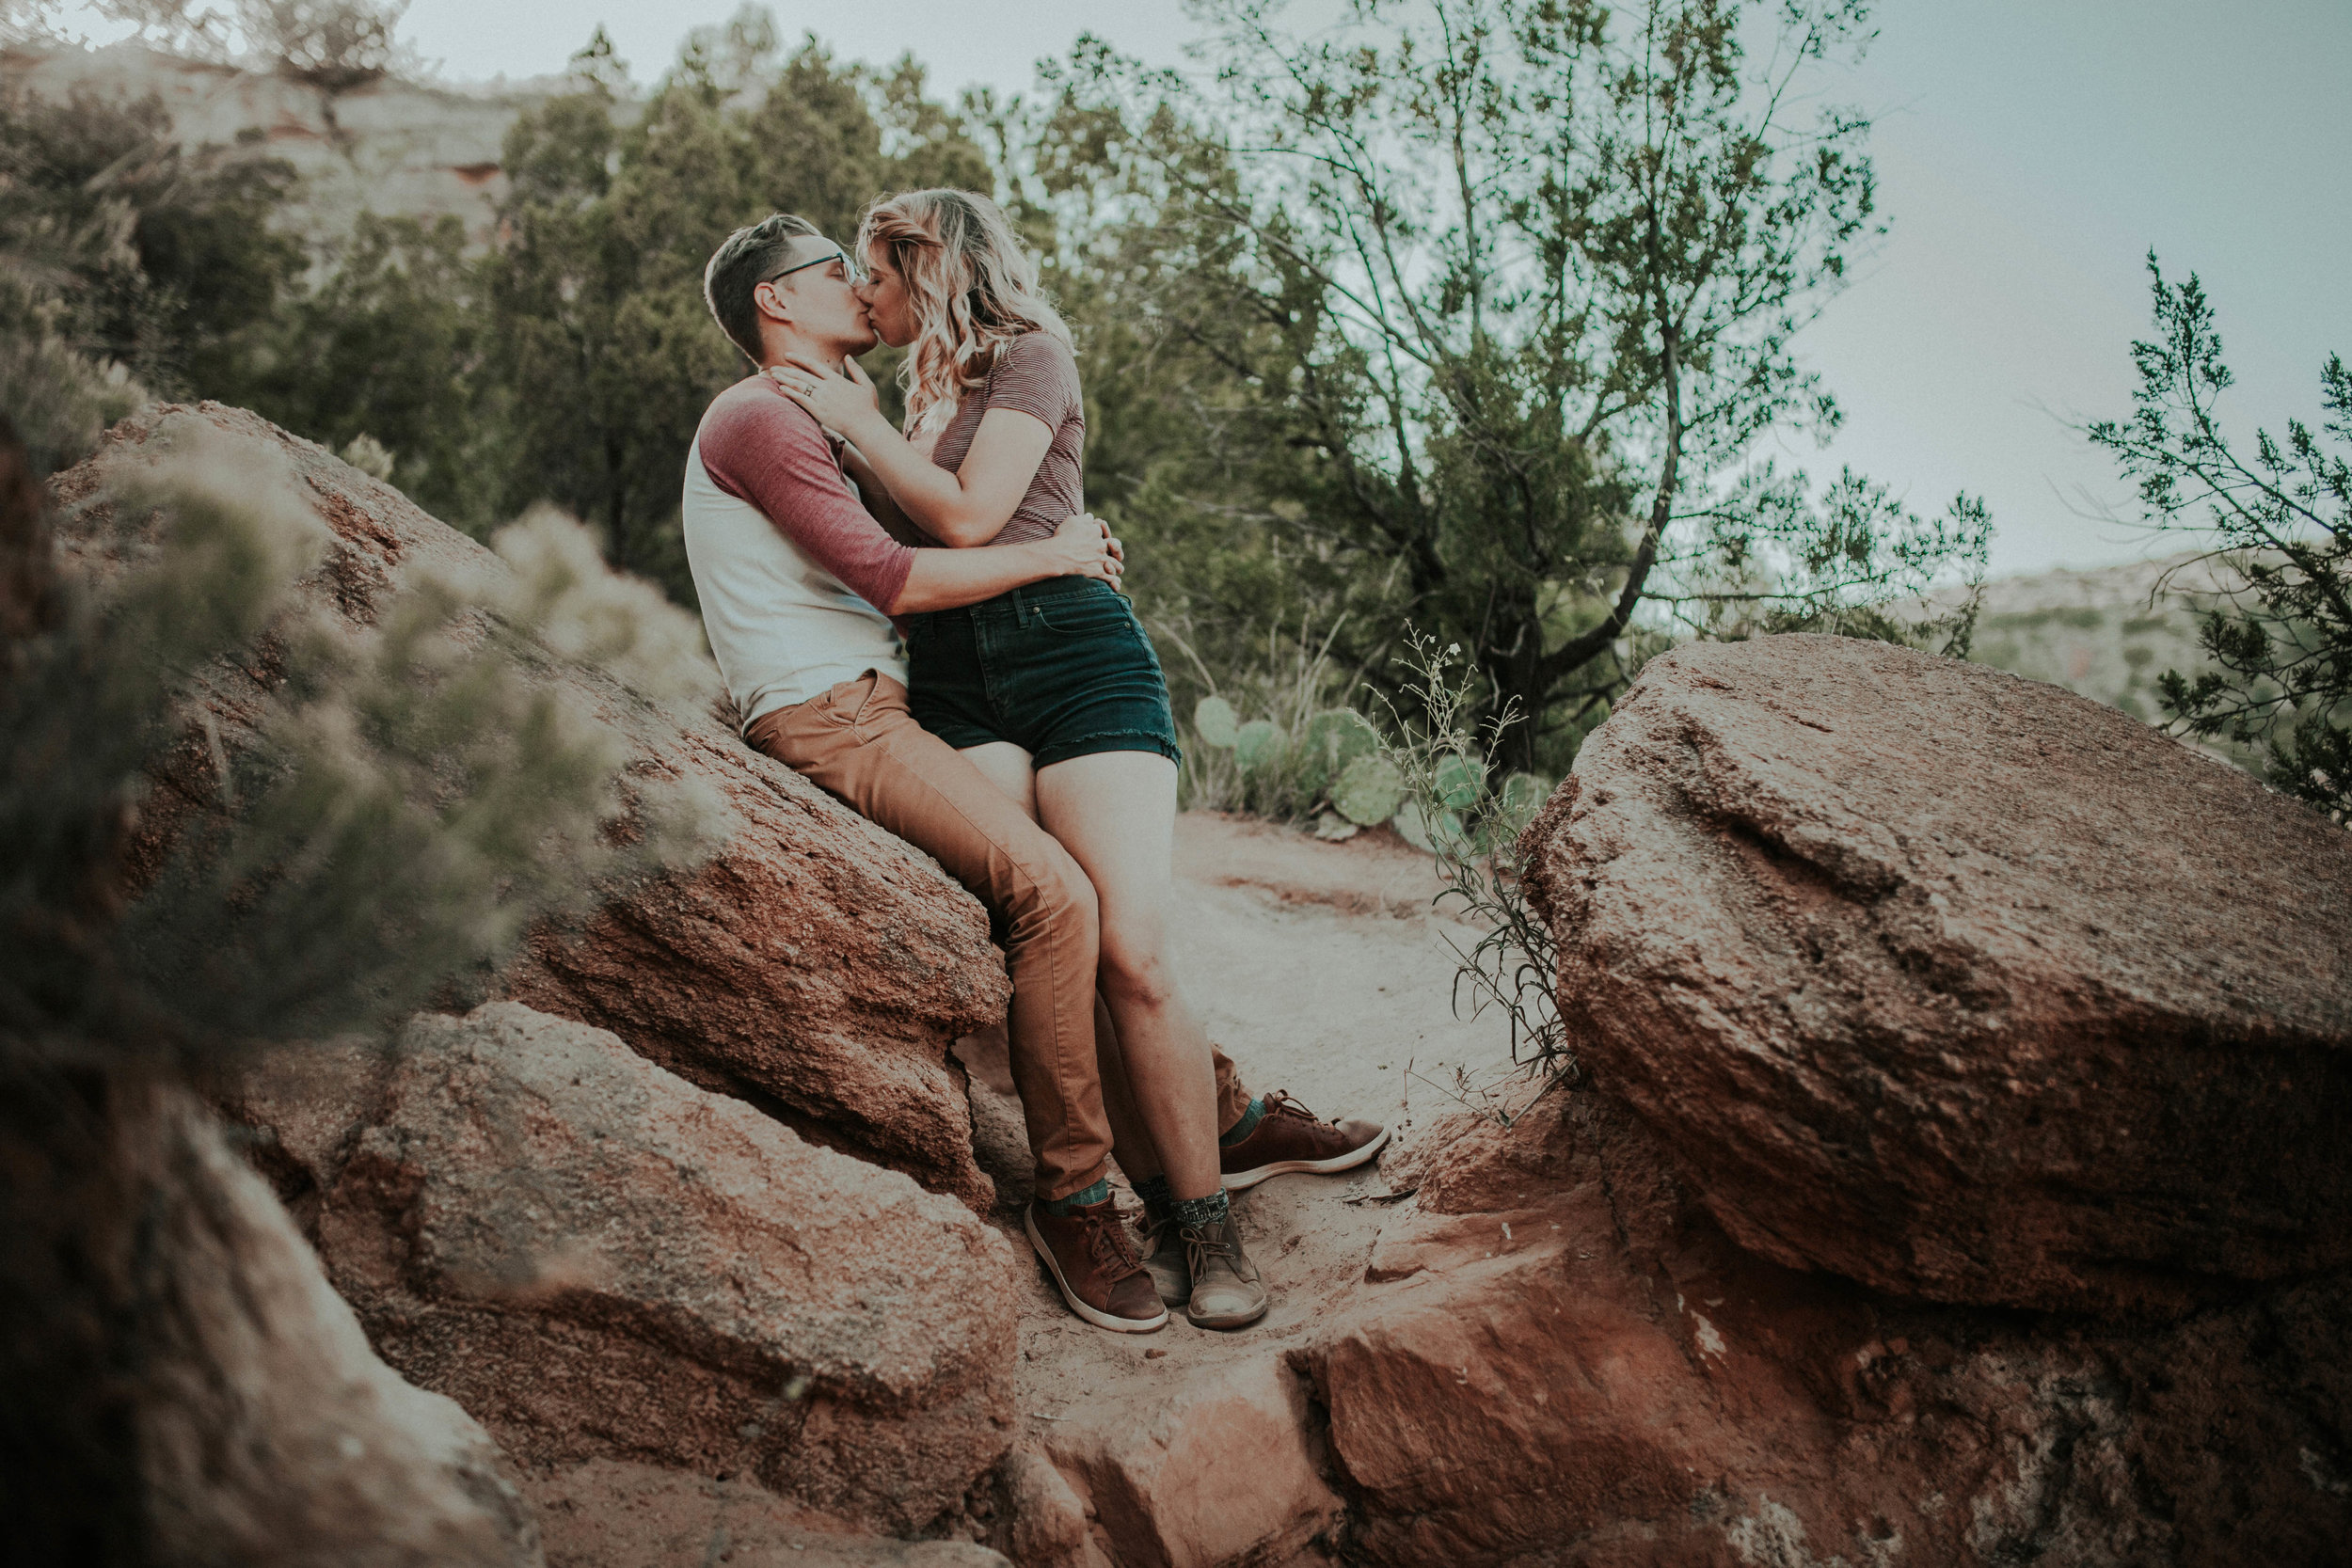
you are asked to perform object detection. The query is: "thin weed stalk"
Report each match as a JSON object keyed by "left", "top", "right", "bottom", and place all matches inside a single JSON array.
[{"left": 1374, "top": 630, "right": 1577, "bottom": 1105}]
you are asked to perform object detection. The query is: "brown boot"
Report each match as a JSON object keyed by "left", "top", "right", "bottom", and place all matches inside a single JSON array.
[
  {"left": 1219, "top": 1091, "right": 1391, "bottom": 1191},
  {"left": 1136, "top": 1213, "right": 1190, "bottom": 1307},
  {"left": 1182, "top": 1212, "right": 1269, "bottom": 1330},
  {"left": 1026, "top": 1198, "right": 1168, "bottom": 1333}
]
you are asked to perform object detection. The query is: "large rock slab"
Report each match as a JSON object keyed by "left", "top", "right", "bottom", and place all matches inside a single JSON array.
[
  {"left": 53, "top": 403, "right": 1009, "bottom": 1212},
  {"left": 524, "top": 1459, "right": 1011, "bottom": 1568},
  {"left": 4, "top": 1076, "right": 545, "bottom": 1566},
  {"left": 1033, "top": 1352, "right": 1343, "bottom": 1568},
  {"left": 1520, "top": 634, "right": 2352, "bottom": 1312},
  {"left": 1298, "top": 1085, "right": 2352, "bottom": 1568},
  {"left": 230, "top": 1003, "right": 1023, "bottom": 1534}
]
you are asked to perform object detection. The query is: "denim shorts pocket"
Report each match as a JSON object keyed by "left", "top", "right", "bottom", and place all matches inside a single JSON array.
[{"left": 1034, "top": 595, "right": 1142, "bottom": 641}]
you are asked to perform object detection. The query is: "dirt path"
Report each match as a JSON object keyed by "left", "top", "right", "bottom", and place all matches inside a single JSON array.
[{"left": 953, "top": 813, "right": 1531, "bottom": 1564}]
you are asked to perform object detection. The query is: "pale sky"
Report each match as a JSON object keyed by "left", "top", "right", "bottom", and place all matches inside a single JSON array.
[{"left": 63, "top": 0, "right": 2352, "bottom": 577}]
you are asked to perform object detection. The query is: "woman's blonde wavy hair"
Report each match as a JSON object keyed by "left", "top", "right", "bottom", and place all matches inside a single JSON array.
[{"left": 856, "top": 188, "right": 1073, "bottom": 436}]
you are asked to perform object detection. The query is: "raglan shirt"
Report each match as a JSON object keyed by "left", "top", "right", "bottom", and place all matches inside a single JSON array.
[
  {"left": 682, "top": 375, "right": 914, "bottom": 729},
  {"left": 924, "top": 331, "right": 1086, "bottom": 547}
]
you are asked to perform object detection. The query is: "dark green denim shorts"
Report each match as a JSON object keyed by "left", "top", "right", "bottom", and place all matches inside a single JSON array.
[{"left": 902, "top": 577, "right": 1183, "bottom": 769}]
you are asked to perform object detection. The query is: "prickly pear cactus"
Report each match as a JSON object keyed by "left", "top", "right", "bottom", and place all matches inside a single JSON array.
[
  {"left": 1498, "top": 771, "right": 1553, "bottom": 826},
  {"left": 1234, "top": 718, "right": 1284, "bottom": 771},
  {"left": 1433, "top": 752, "right": 1484, "bottom": 811},
  {"left": 1194, "top": 695, "right": 1240, "bottom": 749},
  {"left": 1392, "top": 800, "right": 1467, "bottom": 854},
  {"left": 1332, "top": 753, "right": 1405, "bottom": 826},
  {"left": 1299, "top": 708, "right": 1378, "bottom": 794}
]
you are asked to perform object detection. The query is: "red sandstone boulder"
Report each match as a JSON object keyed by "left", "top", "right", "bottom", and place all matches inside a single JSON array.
[
  {"left": 228, "top": 1003, "right": 1023, "bottom": 1534},
  {"left": 1519, "top": 634, "right": 2352, "bottom": 1312},
  {"left": 53, "top": 404, "right": 1009, "bottom": 1212},
  {"left": 1034, "top": 1351, "right": 1343, "bottom": 1568},
  {"left": 1298, "top": 1085, "right": 2352, "bottom": 1567},
  {"left": 113, "top": 1082, "right": 544, "bottom": 1566},
  {"left": 523, "top": 1459, "right": 1012, "bottom": 1567}
]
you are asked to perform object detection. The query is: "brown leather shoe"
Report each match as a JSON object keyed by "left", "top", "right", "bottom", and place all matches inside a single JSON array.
[
  {"left": 1026, "top": 1199, "right": 1168, "bottom": 1333},
  {"left": 1218, "top": 1090, "right": 1391, "bottom": 1191}
]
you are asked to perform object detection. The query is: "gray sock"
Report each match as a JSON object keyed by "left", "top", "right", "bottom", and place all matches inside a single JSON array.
[{"left": 1171, "top": 1190, "right": 1230, "bottom": 1232}]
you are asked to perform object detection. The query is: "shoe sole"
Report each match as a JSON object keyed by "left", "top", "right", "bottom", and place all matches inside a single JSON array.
[
  {"left": 1222, "top": 1122, "right": 1392, "bottom": 1192},
  {"left": 1025, "top": 1211, "right": 1168, "bottom": 1334}
]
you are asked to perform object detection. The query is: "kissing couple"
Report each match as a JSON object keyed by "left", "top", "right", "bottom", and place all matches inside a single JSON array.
[{"left": 680, "top": 191, "right": 1388, "bottom": 1335}]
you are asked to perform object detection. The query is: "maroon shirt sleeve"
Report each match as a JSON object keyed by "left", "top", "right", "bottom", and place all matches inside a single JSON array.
[{"left": 697, "top": 379, "right": 914, "bottom": 613}]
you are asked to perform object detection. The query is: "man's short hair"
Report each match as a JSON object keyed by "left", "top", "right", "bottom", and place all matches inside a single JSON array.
[{"left": 704, "top": 214, "right": 824, "bottom": 362}]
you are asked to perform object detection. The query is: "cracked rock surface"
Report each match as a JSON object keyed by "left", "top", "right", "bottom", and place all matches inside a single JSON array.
[{"left": 1521, "top": 634, "right": 2352, "bottom": 1312}]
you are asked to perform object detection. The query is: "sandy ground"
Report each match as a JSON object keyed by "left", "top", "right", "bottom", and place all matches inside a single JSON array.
[{"left": 953, "top": 812, "right": 1530, "bottom": 1547}]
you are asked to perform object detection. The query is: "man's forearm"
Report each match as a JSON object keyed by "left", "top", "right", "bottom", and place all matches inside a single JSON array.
[{"left": 888, "top": 541, "right": 1063, "bottom": 614}]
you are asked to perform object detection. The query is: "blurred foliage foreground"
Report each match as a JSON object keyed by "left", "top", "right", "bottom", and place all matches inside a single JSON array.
[
  {"left": 0, "top": 277, "right": 732, "bottom": 1545},
  {"left": 2, "top": 0, "right": 1992, "bottom": 798}
]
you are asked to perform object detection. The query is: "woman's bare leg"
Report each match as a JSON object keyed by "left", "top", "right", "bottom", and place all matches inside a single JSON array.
[
  {"left": 958, "top": 744, "right": 1172, "bottom": 1185},
  {"left": 1094, "top": 994, "right": 1166, "bottom": 1183},
  {"left": 1033, "top": 751, "right": 1221, "bottom": 1201},
  {"left": 956, "top": 741, "right": 1038, "bottom": 816}
]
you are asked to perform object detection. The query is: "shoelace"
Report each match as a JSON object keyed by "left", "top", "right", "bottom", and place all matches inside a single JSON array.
[
  {"left": 1080, "top": 1207, "right": 1145, "bottom": 1280},
  {"left": 1181, "top": 1220, "right": 1237, "bottom": 1281},
  {"left": 1261, "top": 1089, "right": 1325, "bottom": 1125}
]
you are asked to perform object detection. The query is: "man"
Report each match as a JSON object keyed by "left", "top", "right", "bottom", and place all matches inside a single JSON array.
[{"left": 682, "top": 214, "right": 1385, "bottom": 1334}]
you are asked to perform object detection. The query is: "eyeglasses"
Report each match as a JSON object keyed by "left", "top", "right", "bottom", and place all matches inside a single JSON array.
[{"left": 761, "top": 247, "right": 864, "bottom": 287}]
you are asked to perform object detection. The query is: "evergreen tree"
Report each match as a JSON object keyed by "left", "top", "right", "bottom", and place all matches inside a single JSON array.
[{"left": 2090, "top": 258, "right": 2352, "bottom": 822}]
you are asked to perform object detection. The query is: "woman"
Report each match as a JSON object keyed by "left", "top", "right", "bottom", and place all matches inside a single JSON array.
[{"left": 772, "top": 190, "right": 1265, "bottom": 1331}]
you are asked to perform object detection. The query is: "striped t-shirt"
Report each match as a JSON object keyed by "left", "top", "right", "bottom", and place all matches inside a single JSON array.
[{"left": 923, "top": 331, "right": 1086, "bottom": 547}]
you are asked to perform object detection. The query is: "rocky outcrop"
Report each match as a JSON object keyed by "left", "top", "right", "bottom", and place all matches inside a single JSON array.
[
  {"left": 0, "top": 1071, "right": 543, "bottom": 1566},
  {"left": 224, "top": 1003, "right": 1023, "bottom": 1535},
  {"left": 523, "top": 1459, "right": 1012, "bottom": 1568},
  {"left": 1034, "top": 1352, "right": 1343, "bottom": 1568},
  {"left": 1297, "top": 1086, "right": 2352, "bottom": 1568},
  {"left": 53, "top": 403, "right": 1010, "bottom": 1212},
  {"left": 1295, "top": 640, "right": 2352, "bottom": 1561},
  {"left": 1520, "top": 634, "right": 2352, "bottom": 1313},
  {"left": 4, "top": 40, "right": 576, "bottom": 249}
]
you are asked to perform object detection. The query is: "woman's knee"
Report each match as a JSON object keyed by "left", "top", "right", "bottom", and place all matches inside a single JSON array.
[{"left": 1098, "top": 934, "right": 1177, "bottom": 1010}]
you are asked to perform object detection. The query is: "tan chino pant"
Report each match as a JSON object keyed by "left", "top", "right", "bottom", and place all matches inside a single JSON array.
[{"left": 748, "top": 672, "right": 1248, "bottom": 1201}]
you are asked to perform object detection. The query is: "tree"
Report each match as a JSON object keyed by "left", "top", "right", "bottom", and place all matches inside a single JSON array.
[
  {"left": 482, "top": 15, "right": 992, "bottom": 602},
  {"left": 0, "top": 80, "right": 302, "bottom": 401},
  {"left": 2090, "top": 258, "right": 2351, "bottom": 822},
  {"left": 1050, "top": 0, "right": 1984, "bottom": 772},
  {"left": 246, "top": 213, "right": 497, "bottom": 532},
  {"left": 56, "top": 0, "right": 413, "bottom": 87},
  {"left": 236, "top": 0, "right": 410, "bottom": 89}
]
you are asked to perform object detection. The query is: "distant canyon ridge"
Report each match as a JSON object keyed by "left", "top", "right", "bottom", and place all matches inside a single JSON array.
[{"left": 2, "top": 39, "right": 586, "bottom": 250}]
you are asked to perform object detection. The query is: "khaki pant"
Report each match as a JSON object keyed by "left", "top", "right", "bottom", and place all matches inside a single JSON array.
[{"left": 748, "top": 673, "right": 1248, "bottom": 1201}]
